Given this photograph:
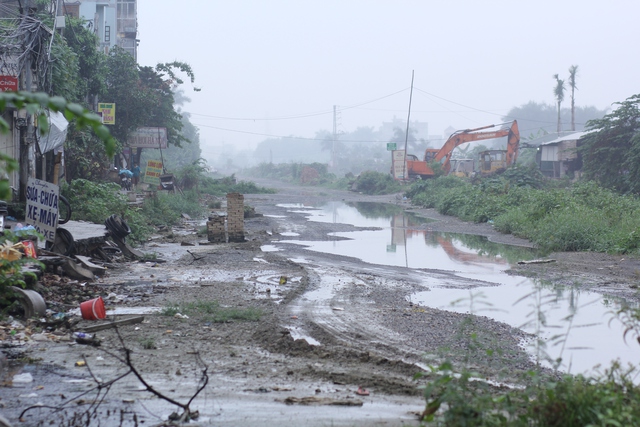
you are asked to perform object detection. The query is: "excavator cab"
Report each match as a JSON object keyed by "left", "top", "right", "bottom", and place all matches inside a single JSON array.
[
  {"left": 478, "top": 150, "right": 508, "bottom": 176},
  {"left": 424, "top": 149, "right": 439, "bottom": 163}
]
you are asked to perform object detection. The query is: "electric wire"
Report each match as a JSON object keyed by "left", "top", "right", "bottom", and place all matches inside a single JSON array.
[{"left": 189, "top": 88, "right": 409, "bottom": 121}]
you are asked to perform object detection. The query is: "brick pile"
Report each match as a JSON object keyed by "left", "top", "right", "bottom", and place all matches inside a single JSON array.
[
  {"left": 226, "top": 192, "right": 245, "bottom": 242},
  {"left": 206, "top": 215, "right": 226, "bottom": 243}
]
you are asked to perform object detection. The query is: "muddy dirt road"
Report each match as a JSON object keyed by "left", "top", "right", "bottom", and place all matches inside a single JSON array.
[{"left": 2, "top": 181, "right": 640, "bottom": 426}]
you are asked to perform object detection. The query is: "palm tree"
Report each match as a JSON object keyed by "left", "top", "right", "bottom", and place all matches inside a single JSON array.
[
  {"left": 553, "top": 74, "right": 565, "bottom": 133},
  {"left": 568, "top": 65, "right": 579, "bottom": 131}
]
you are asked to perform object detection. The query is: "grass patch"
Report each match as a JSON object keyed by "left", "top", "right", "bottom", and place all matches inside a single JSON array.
[
  {"left": 406, "top": 175, "right": 640, "bottom": 254},
  {"left": 140, "top": 338, "right": 157, "bottom": 350},
  {"left": 162, "top": 300, "right": 262, "bottom": 323}
]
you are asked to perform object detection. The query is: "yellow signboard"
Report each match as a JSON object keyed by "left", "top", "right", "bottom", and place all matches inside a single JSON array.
[
  {"left": 144, "top": 160, "right": 163, "bottom": 185},
  {"left": 97, "top": 103, "right": 115, "bottom": 125}
]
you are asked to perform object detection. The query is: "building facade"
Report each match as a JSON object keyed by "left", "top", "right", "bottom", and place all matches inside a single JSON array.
[{"left": 64, "top": 0, "right": 137, "bottom": 59}]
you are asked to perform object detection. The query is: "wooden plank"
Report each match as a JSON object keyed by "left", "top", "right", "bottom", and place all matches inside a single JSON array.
[
  {"left": 79, "top": 316, "right": 145, "bottom": 333},
  {"left": 75, "top": 255, "right": 107, "bottom": 275},
  {"left": 62, "top": 259, "right": 95, "bottom": 281}
]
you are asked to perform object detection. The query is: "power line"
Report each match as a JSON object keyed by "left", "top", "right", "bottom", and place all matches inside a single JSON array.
[{"left": 189, "top": 88, "right": 409, "bottom": 122}]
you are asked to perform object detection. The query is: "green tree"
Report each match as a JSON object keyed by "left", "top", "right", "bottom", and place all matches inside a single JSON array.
[
  {"left": 580, "top": 94, "right": 640, "bottom": 194},
  {"left": 138, "top": 65, "right": 184, "bottom": 146},
  {"left": 104, "top": 47, "right": 146, "bottom": 143},
  {"left": 553, "top": 73, "right": 566, "bottom": 132},
  {"left": 63, "top": 17, "right": 107, "bottom": 104},
  {"left": 568, "top": 65, "right": 579, "bottom": 131},
  {"left": 49, "top": 35, "right": 81, "bottom": 102}
]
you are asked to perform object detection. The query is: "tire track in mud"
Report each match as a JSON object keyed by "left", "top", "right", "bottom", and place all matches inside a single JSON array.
[{"left": 283, "top": 256, "right": 464, "bottom": 367}]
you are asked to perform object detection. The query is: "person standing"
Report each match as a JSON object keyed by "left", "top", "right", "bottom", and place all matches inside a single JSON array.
[{"left": 132, "top": 163, "right": 141, "bottom": 189}]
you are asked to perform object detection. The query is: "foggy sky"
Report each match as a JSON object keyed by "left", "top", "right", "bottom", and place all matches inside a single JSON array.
[{"left": 137, "top": 1, "right": 640, "bottom": 160}]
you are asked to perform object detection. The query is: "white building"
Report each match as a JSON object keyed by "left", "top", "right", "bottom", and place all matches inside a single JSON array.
[{"left": 64, "top": 0, "right": 137, "bottom": 59}]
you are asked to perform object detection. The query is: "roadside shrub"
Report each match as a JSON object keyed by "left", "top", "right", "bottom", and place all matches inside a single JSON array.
[
  {"left": 407, "top": 176, "right": 640, "bottom": 254},
  {"left": 532, "top": 205, "right": 608, "bottom": 252},
  {"left": 351, "top": 171, "right": 402, "bottom": 195},
  {"left": 140, "top": 191, "right": 203, "bottom": 228},
  {"left": 420, "top": 362, "right": 640, "bottom": 426},
  {"left": 500, "top": 165, "right": 546, "bottom": 189},
  {"left": 406, "top": 176, "right": 469, "bottom": 208},
  {"left": 493, "top": 208, "right": 530, "bottom": 236},
  {"left": 63, "top": 179, "right": 129, "bottom": 222},
  {"left": 526, "top": 364, "right": 640, "bottom": 427},
  {"left": 200, "top": 174, "right": 275, "bottom": 196}
]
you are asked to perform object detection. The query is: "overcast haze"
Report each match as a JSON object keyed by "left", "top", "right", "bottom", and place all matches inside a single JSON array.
[{"left": 137, "top": 1, "right": 640, "bottom": 159}]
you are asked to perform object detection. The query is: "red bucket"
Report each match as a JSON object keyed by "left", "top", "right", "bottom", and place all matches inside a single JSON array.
[{"left": 80, "top": 297, "right": 106, "bottom": 320}]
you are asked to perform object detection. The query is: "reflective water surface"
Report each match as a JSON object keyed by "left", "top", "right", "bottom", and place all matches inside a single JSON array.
[{"left": 275, "top": 201, "right": 639, "bottom": 377}]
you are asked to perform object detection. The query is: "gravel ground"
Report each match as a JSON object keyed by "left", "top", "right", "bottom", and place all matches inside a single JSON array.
[{"left": 1, "top": 180, "right": 639, "bottom": 426}]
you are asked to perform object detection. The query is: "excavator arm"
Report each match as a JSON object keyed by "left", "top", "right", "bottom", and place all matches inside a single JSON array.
[
  {"left": 404, "top": 120, "right": 519, "bottom": 179},
  {"left": 434, "top": 121, "right": 519, "bottom": 174}
]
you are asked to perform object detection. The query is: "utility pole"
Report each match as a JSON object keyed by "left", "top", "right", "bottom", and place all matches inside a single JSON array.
[
  {"left": 332, "top": 105, "right": 336, "bottom": 169},
  {"left": 19, "top": 5, "right": 35, "bottom": 202},
  {"left": 402, "top": 71, "right": 415, "bottom": 181}
]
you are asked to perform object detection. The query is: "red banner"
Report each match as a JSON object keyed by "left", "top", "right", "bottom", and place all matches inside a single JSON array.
[{"left": 0, "top": 76, "right": 18, "bottom": 92}]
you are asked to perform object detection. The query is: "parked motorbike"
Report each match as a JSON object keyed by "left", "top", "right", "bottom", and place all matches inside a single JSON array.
[{"left": 120, "top": 174, "right": 132, "bottom": 191}]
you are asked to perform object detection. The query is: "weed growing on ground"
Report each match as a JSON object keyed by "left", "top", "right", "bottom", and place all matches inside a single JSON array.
[
  {"left": 160, "top": 306, "right": 180, "bottom": 317},
  {"left": 162, "top": 301, "right": 261, "bottom": 323},
  {"left": 406, "top": 176, "right": 640, "bottom": 254},
  {"left": 140, "top": 338, "right": 157, "bottom": 350},
  {"left": 418, "top": 284, "right": 640, "bottom": 426}
]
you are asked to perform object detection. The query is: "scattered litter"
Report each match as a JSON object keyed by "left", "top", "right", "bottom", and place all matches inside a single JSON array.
[
  {"left": 355, "top": 386, "right": 370, "bottom": 396},
  {"left": 75, "top": 360, "right": 86, "bottom": 367},
  {"left": 332, "top": 307, "right": 344, "bottom": 311},
  {"left": 30, "top": 333, "right": 50, "bottom": 341},
  {"left": 290, "top": 315, "right": 298, "bottom": 319},
  {"left": 243, "top": 387, "right": 271, "bottom": 393},
  {"left": 79, "top": 297, "right": 106, "bottom": 320},
  {"left": 283, "top": 396, "right": 363, "bottom": 406},
  {"left": 12, "top": 373, "right": 33, "bottom": 383},
  {"left": 73, "top": 332, "right": 100, "bottom": 346},
  {"left": 279, "top": 276, "right": 288, "bottom": 285},
  {"left": 19, "top": 393, "right": 38, "bottom": 398},
  {"left": 517, "top": 259, "right": 556, "bottom": 265},
  {"left": 174, "top": 313, "right": 189, "bottom": 319}
]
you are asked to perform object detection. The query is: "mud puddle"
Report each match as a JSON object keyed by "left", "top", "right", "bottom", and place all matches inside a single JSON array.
[{"left": 277, "top": 201, "right": 638, "bottom": 378}]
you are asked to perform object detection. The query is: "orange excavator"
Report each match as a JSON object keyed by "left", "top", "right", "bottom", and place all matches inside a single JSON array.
[{"left": 405, "top": 120, "right": 520, "bottom": 179}]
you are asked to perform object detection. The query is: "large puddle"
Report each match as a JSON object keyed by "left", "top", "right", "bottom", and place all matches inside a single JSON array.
[{"left": 272, "top": 201, "right": 640, "bottom": 378}]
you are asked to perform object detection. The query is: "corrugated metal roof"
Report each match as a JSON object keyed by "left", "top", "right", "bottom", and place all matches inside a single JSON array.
[{"left": 540, "top": 130, "right": 594, "bottom": 146}]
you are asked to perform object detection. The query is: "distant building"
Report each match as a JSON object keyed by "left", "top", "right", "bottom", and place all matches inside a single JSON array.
[
  {"left": 378, "top": 117, "right": 429, "bottom": 142},
  {"left": 537, "top": 131, "right": 590, "bottom": 179},
  {"left": 64, "top": 0, "right": 138, "bottom": 59}
]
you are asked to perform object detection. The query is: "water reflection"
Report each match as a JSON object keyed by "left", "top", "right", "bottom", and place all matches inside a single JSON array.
[
  {"left": 277, "top": 201, "right": 640, "bottom": 378},
  {"left": 412, "top": 282, "right": 638, "bottom": 377},
  {"left": 285, "top": 201, "right": 537, "bottom": 274}
]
